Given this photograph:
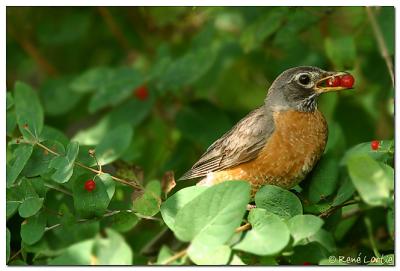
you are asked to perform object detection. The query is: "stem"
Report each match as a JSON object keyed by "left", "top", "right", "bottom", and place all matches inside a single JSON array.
[
  {"left": 97, "top": 7, "right": 131, "bottom": 52},
  {"left": 7, "top": 25, "right": 58, "bottom": 76},
  {"left": 319, "top": 200, "right": 359, "bottom": 218},
  {"left": 235, "top": 222, "right": 251, "bottom": 233},
  {"left": 161, "top": 248, "right": 188, "bottom": 265},
  {"left": 366, "top": 7, "right": 395, "bottom": 87},
  {"left": 24, "top": 126, "right": 143, "bottom": 190},
  {"left": 44, "top": 183, "right": 73, "bottom": 196},
  {"left": 364, "top": 215, "right": 381, "bottom": 258},
  {"left": 7, "top": 248, "right": 23, "bottom": 264}
]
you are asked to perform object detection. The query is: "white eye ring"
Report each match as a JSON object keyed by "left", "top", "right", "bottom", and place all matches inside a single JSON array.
[{"left": 295, "top": 73, "right": 314, "bottom": 88}]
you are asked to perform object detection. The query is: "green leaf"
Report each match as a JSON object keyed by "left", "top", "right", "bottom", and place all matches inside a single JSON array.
[
  {"left": 21, "top": 212, "right": 46, "bottom": 245},
  {"left": 7, "top": 92, "right": 14, "bottom": 110},
  {"left": 73, "top": 99, "right": 152, "bottom": 146},
  {"left": 173, "top": 181, "right": 250, "bottom": 248},
  {"left": 49, "top": 141, "right": 79, "bottom": 183},
  {"left": 22, "top": 141, "right": 65, "bottom": 177},
  {"left": 289, "top": 242, "right": 330, "bottom": 265},
  {"left": 233, "top": 208, "right": 290, "bottom": 256},
  {"left": 307, "top": 156, "right": 339, "bottom": 203},
  {"left": 341, "top": 140, "right": 394, "bottom": 166},
  {"left": 188, "top": 244, "right": 232, "bottom": 265},
  {"left": 39, "top": 125, "right": 70, "bottom": 146},
  {"left": 70, "top": 66, "right": 112, "bottom": 93},
  {"left": 7, "top": 201, "right": 20, "bottom": 220},
  {"left": 156, "top": 245, "right": 185, "bottom": 265},
  {"left": 93, "top": 229, "right": 133, "bottom": 265},
  {"left": 48, "top": 239, "right": 95, "bottom": 265},
  {"left": 6, "top": 228, "right": 11, "bottom": 262},
  {"left": 6, "top": 144, "right": 33, "bottom": 187},
  {"left": 377, "top": 7, "right": 394, "bottom": 55},
  {"left": 160, "top": 186, "right": 208, "bottom": 231},
  {"left": 95, "top": 124, "right": 133, "bottom": 165},
  {"left": 6, "top": 109, "right": 17, "bottom": 135},
  {"left": 287, "top": 214, "right": 324, "bottom": 245},
  {"left": 132, "top": 182, "right": 161, "bottom": 217},
  {"left": 229, "top": 254, "right": 246, "bottom": 265},
  {"left": 332, "top": 177, "right": 355, "bottom": 207},
  {"left": 73, "top": 176, "right": 111, "bottom": 218},
  {"left": 240, "top": 9, "right": 286, "bottom": 52},
  {"left": 41, "top": 78, "right": 83, "bottom": 116},
  {"left": 14, "top": 81, "right": 44, "bottom": 140},
  {"left": 97, "top": 173, "right": 115, "bottom": 200},
  {"left": 156, "top": 47, "right": 218, "bottom": 91},
  {"left": 324, "top": 36, "right": 356, "bottom": 69},
  {"left": 88, "top": 67, "right": 144, "bottom": 113},
  {"left": 347, "top": 155, "right": 392, "bottom": 206},
  {"left": 18, "top": 197, "right": 44, "bottom": 218},
  {"left": 307, "top": 228, "right": 336, "bottom": 253},
  {"left": 101, "top": 211, "right": 139, "bottom": 233},
  {"left": 255, "top": 185, "right": 303, "bottom": 220}
]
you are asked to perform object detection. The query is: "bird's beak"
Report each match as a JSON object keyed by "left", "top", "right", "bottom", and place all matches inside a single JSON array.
[{"left": 314, "top": 71, "right": 352, "bottom": 94}]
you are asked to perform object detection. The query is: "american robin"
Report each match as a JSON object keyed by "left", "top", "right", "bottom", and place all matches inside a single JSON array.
[{"left": 179, "top": 66, "right": 354, "bottom": 195}]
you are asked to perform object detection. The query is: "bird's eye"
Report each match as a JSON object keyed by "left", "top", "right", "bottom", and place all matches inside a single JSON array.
[{"left": 298, "top": 74, "right": 311, "bottom": 85}]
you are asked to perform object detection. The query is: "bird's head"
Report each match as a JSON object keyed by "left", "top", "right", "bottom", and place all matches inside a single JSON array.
[{"left": 265, "top": 66, "right": 354, "bottom": 112}]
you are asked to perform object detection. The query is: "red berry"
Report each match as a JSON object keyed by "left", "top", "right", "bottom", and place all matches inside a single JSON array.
[
  {"left": 371, "top": 140, "right": 380, "bottom": 151},
  {"left": 303, "top": 262, "right": 311, "bottom": 265},
  {"left": 84, "top": 179, "right": 96, "bottom": 192},
  {"left": 327, "top": 76, "right": 341, "bottom": 87},
  {"left": 134, "top": 86, "right": 149, "bottom": 101},
  {"left": 340, "top": 74, "right": 355, "bottom": 88}
]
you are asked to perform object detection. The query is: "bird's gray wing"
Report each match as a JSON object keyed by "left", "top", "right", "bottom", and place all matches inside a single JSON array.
[{"left": 179, "top": 106, "right": 275, "bottom": 180}]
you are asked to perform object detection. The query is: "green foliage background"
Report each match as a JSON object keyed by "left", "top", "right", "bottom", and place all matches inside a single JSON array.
[{"left": 6, "top": 6, "right": 394, "bottom": 265}]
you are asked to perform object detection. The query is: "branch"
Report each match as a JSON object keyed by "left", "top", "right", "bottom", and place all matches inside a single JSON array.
[
  {"left": 23, "top": 126, "right": 143, "bottom": 191},
  {"left": 319, "top": 200, "right": 359, "bottom": 218},
  {"left": 161, "top": 248, "right": 188, "bottom": 265},
  {"left": 7, "top": 25, "right": 58, "bottom": 76},
  {"left": 366, "top": 7, "right": 395, "bottom": 87},
  {"left": 97, "top": 7, "right": 131, "bottom": 52},
  {"left": 235, "top": 222, "right": 251, "bottom": 233},
  {"left": 364, "top": 215, "right": 381, "bottom": 258}
]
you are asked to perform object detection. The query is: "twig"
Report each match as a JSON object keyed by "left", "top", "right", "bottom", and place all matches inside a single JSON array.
[
  {"left": 23, "top": 126, "right": 143, "bottom": 191},
  {"left": 366, "top": 7, "right": 395, "bottom": 87},
  {"left": 7, "top": 25, "right": 58, "bottom": 76},
  {"left": 364, "top": 215, "right": 381, "bottom": 258},
  {"left": 161, "top": 248, "right": 188, "bottom": 265},
  {"left": 7, "top": 248, "right": 23, "bottom": 264},
  {"left": 319, "top": 200, "right": 359, "bottom": 218},
  {"left": 97, "top": 7, "right": 131, "bottom": 52},
  {"left": 235, "top": 222, "right": 251, "bottom": 233},
  {"left": 44, "top": 183, "right": 73, "bottom": 196}
]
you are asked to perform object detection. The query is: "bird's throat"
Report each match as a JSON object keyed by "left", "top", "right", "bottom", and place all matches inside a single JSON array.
[{"left": 296, "top": 94, "right": 318, "bottom": 112}]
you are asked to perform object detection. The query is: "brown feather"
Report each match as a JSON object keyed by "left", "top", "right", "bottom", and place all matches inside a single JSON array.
[{"left": 179, "top": 106, "right": 275, "bottom": 180}]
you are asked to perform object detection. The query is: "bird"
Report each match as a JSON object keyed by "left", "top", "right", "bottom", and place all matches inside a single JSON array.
[{"left": 179, "top": 66, "right": 354, "bottom": 195}]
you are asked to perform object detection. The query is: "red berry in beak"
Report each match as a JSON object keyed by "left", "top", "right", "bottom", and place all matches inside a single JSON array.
[
  {"left": 327, "top": 76, "right": 341, "bottom": 87},
  {"left": 84, "top": 179, "right": 96, "bottom": 192},
  {"left": 340, "top": 74, "right": 355, "bottom": 88},
  {"left": 134, "top": 86, "right": 149, "bottom": 101},
  {"left": 371, "top": 140, "right": 380, "bottom": 151}
]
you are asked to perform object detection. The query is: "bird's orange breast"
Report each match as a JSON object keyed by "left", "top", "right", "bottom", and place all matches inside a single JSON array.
[{"left": 198, "top": 110, "right": 328, "bottom": 195}]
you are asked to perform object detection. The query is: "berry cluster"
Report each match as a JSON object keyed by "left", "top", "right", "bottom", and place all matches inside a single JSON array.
[{"left": 327, "top": 74, "right": 355, "bottom": 88}]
